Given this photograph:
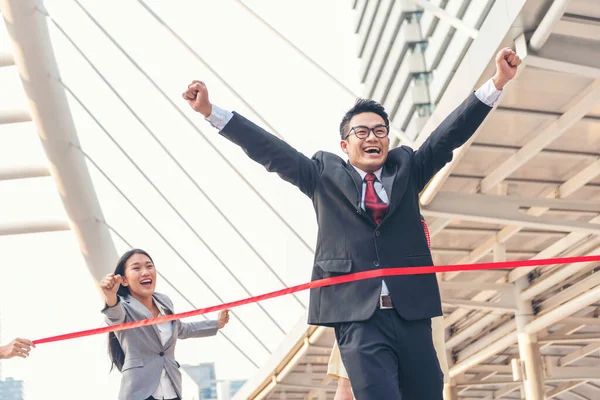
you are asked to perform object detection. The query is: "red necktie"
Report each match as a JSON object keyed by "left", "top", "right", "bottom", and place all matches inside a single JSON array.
[
  {"left": 421, "top": 219, "right": 431, "bottom": 249},
  {"left": 364, "top": 173, "right": 389, "bottom": 225}
]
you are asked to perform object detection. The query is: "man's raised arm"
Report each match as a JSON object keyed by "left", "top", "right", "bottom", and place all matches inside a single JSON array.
[
  {"left": 183, "top": 81, "right": 322, "bottom": 197},
  {"left": 412, "top": 48, "right": 522, "bottom": 191}
]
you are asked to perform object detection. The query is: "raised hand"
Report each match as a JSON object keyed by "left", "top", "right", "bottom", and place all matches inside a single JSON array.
[
  {"left": 0, "top": 338, "right": 35, "bottom": 359},
  {"left": 100, "top": 273, "right": 123, "bottom": 307},
  {"left": 493, "top": 47, "right": 522, "bottom": 90},
  {"left": 217, "top": 309, "right": 230, "bottom": 329},
  {"left": 182, "top": 80, "right": 212, "bottom": 117}
]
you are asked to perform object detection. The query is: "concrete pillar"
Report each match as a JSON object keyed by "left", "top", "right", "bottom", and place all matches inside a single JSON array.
[
  {"left": 496, "top": 242, "right": 545, "bottom": 399},
  {"left": 515, "top": 274, "right": 546, "bottom": 399},
  {"left": 2, "top": 0, "right": 118, "bottom": 281}
]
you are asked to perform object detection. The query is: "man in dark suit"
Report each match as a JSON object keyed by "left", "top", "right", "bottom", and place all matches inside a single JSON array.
[{"left": 183, "top": 48, "right": 521, "bottom": 399}]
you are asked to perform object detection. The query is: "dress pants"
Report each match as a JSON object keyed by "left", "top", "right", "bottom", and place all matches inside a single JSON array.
[{"left": 335, "top": 307, "right": 443, "bottom": 399}]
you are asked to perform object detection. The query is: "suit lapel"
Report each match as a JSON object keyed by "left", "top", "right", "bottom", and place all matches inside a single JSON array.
[
  {"left": 342, "top": 163, "right": 363, "bottom": 210},
  {"left": 381, "top": 163, "right": 396, "bottom": 207},
  {"left": 127, "top": 295, "right": 162, "bottom": 344},
  {"left": 381, "top": 156, "right": 409, "bottom": 221},
  {"left": 154, "top": 295, "right": 177, "bottom": 349},
  {"left": 343, "top": 163, "right": 379, "bottom": 226}
]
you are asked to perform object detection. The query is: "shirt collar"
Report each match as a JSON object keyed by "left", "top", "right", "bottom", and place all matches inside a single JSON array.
[
  {"left": 351, "top": 164, "right": 383, "bottom": 182},
  {"left": 153, "top": 298, "right": 167, "bottom": 316}
]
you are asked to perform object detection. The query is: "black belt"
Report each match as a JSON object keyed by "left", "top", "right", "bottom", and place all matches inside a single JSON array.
[
  {"left": 146, "top": 397, "right": 180, "bottom": 400},
  {"left": 379, "top": 294, "right": 394, "bottom": 309}
]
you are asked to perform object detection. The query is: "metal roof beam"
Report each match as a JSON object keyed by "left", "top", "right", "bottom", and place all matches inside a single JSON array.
[
  {"left": 559, "top": 342, "right": 600, "bottom": 367},
  {"left": 451, "top": 286, "right": 600, "bottom": 377},
  {"left": 413, "top": 0, "right": 478, "bottom": 39},
  {"left": 527, "top": 55, "right": 600, "bottom": 80},
  {"left": 529, "top": 0, "right": 569, "bottom": 52},
  {"left": 547, "top": 381, "right": 586, "bottom": 398},
  {"left": 0, "top": 220, "right": 69, "bottom": 236},
  {"left": 422, "top": 192, "right": 600, "bottom": 235},
  {"left": 0, "top": 165, "right": 49, "bottom": 181},
  {"left": 480, "top": 80, "right": 600, "bottom": 194},
  {"left": 0, "top": 109, "right": 31, "bottom": 124},
  {"left": 554, "top": 17, "right": 600, "bottom": 42},
  {"left": 0, "top": 52, "right": 13, "bottom": 66}
]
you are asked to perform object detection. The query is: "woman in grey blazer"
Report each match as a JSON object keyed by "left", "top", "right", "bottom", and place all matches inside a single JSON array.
[{"left": 101, "top": 249, "right": 230, "bottom": 400}]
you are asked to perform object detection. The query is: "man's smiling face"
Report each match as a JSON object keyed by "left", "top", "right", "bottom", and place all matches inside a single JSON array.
[{"left": 340, "top": 112, "right": 390, "bottom": 173}]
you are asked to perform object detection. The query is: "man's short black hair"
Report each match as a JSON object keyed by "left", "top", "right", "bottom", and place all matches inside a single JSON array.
[{"left": 339, "top": 98, "right": 389, "bottom": 139}]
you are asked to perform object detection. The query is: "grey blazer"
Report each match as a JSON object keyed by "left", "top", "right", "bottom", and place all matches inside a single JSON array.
[{"left": 102, "top": 292, "right": 219, "bottom": 400}]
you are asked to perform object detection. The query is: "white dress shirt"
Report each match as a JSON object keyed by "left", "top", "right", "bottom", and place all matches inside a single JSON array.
[
  {"left": 349, "top": 166, "right": 394, "bottom": 295},
  {"left": 204, "top": 79, "right": 502, "bottom": 296},
  {"left": 205, "top": 78, "right": 502, "bottom": 130},
  {"left": 151, "top": 299, "right": 178, "bottom": 399}
]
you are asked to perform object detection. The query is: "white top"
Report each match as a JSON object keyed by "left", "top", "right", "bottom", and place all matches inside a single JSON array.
[{"left": 151, "top": 299, "right": 178, "bottom": 399}]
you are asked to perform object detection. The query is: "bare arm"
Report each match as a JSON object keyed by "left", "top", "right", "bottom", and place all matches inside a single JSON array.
[{"left": 412, "top": 48, "right": 521, "bottom": 191}]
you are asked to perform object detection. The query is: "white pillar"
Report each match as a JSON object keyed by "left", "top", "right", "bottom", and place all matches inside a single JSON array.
[
  {"left": 515, "top": 275, "right": 547, "bottom": 399},
  {"left": 499, "top": 242, "right": 545, "bottom": 399},
  {"left": 2, "top": 0, "right": 118, "bottom": 281}
]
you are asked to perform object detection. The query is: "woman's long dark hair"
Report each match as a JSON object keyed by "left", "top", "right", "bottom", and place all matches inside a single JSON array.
[{"left": 108, "top": 249, "right": 154, "bottom": 372}]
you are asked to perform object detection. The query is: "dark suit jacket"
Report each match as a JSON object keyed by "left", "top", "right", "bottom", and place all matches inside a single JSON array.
[{"left": 219, "top": 94, "right": 491, "bottom": 325}]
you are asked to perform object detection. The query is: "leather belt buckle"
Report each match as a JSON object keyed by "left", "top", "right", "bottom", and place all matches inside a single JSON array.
[{"left": 379, "top": 295, "right": 394, "bottom": 309}]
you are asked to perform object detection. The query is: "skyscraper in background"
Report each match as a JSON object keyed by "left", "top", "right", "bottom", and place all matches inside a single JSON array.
[
  {"left": 0, "top": 377, "right": 24, "bottom": 400},
  {"left": 182, "top": 363, "right": 245, "bottom": 400},
  {"left": 182, "top": 363, "right": 217, "bottom": 400},
  {"left": 217, "top": 379, "right": 246, "bottom": 400}
]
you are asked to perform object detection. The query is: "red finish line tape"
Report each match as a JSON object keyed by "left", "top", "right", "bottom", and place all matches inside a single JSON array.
[{"left": 33, "top": 254, "right": 600, "bottom": 345}]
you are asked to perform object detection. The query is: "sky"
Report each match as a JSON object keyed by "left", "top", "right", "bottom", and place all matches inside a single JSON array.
[{"left": 0, "top": 0, "right": 363, "bottom": 398}]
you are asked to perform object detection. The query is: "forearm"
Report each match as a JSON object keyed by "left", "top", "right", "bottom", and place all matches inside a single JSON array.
[
  {"left": 104, "top": 292, "right": 118, "bottom": 308},
  {"left": 216, "top": 111, "right": 320, "bottom": 196},
  {"left": 413, "top": 93, "right": 492, "bottom": 190},
  {"left": 101, "top": 298, "right": 126, "bottom": 325},
  {"left": 178, "top": 320, "right": 219, "bottom": 339}
]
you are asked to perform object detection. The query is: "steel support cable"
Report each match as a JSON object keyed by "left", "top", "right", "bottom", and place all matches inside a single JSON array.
[
  {"left": 44, "top": 9, "right": 307, "bottom": 312},
  {"left": 43, "top": 4, "right": 315, "bottom": 258},
  {"left": 65, "top": 0, "right": 304, "bottom": 309},
  {"left": 50, "top": 7, "right": 306, "bottom": 310},
  {"left": 60, "top": 77, "right": 287, "bottom": 336},
  {"left": 135, "top": 0, "right": 283, "bottom": 139},
  {"left": 104, "top": 221, "right": 260, "bottom": 368},
  {"left": 72, "top": 141, "right": 273, "bottom": 354},
  {"left": 233, "top": 0, "right": 359, "bottom": 98}
]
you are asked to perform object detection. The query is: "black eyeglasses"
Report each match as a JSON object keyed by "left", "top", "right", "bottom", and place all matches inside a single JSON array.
[{"left": 345, "top": 124, "right": 389, "bottom": 140}]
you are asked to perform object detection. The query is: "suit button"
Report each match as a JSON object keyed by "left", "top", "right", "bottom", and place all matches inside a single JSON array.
[
  {"left": 159, "top": 352, "right": 164, "bottom": 357},
  {"left": 375, "top": 230, "right": 380, "bottom": 237},
  {"left": 373, "top": 261, "right": 380, "bottom": 267}
]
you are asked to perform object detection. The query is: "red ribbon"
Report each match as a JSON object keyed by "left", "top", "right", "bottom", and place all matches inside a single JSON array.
[{"left": 33, "top": 254, "right": 600, "bottom": 345}]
